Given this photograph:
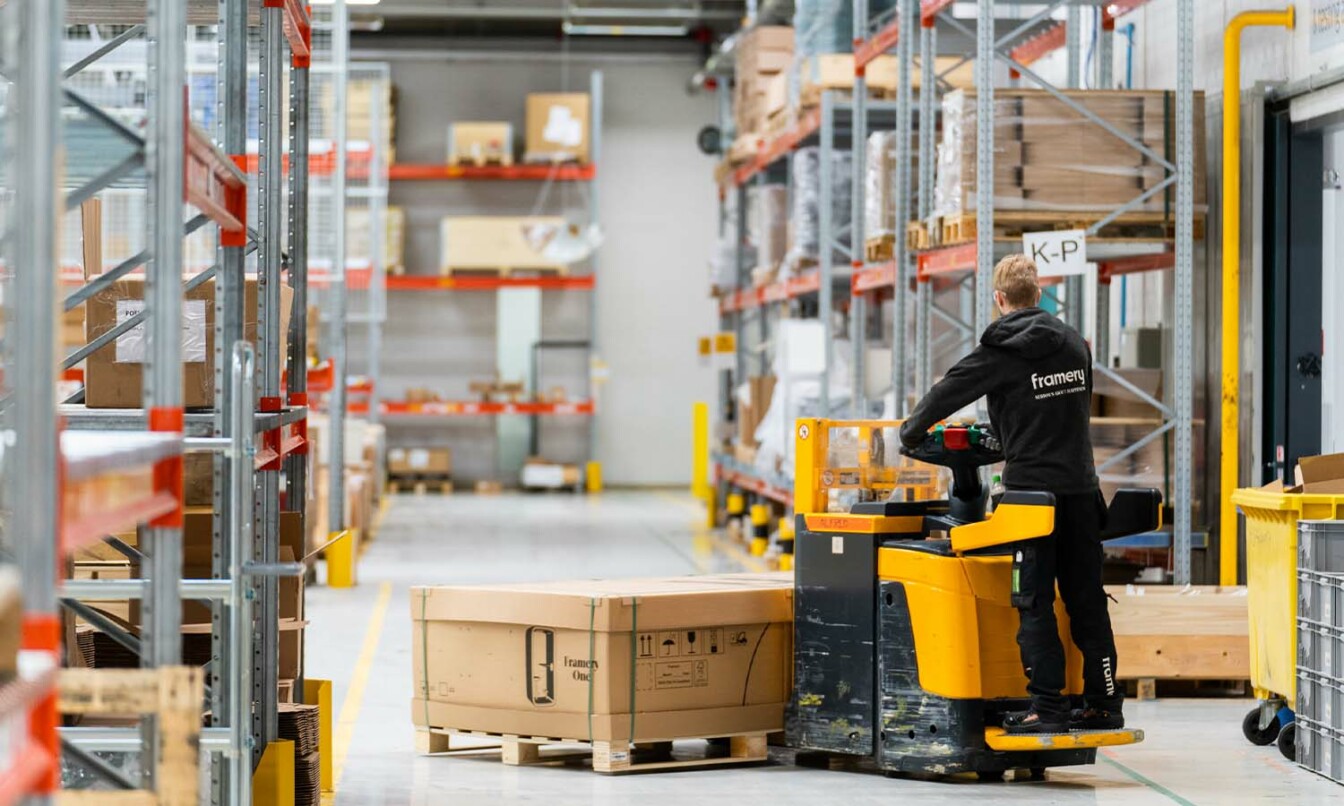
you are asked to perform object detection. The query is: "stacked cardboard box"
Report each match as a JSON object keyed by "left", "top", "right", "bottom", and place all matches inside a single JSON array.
[
  {"left": 864, "top": 131, "right": 920, "bottom": 250},
  {"left": 448, "top": 122, "right": 514, "bottom": 166},
  {"left": 346, "top": 205, "right": 406, "bottom": 275},
  {"left": 737, "top": 375, "right": 777, "bottom": 459},
  {"left": 523, "top": 93, "right": 590, "bottom": 164},
  {"left": 307, "top": 414, "right": 386, "bottom": 557},
  {"left": 83, "top": 276, "right": 293, "bottom": 409},
  {"left": 439, "top": 216, "right": 569, "bottom": 274},
  {"left": 934, "top": 89, "right": 1206, "bottom": 220},
  {"left": 348, "top": 77, "right": 397, "bottom": 164},
  {"left": 735, "top": 26, "right": 794, "bottom": 140},
  {"left": 747, "top": 184, "right": 789, "bottom": 284},
  {"left": 279, "top": 704, "right": 322, "bottom": 806},
  {"left": 0, "top": 568, "right": 19, "bottom": 680},
  {"left": 411, "top": 573, "right": 794, "bottom": 744},
  {"left": 388, "top": 447, "right": 452, "bottom": 478}
]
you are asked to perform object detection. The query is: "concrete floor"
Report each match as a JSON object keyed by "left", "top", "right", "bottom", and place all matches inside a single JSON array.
[{"left": 306, "top": 491, "right": 1342, "bottom": 805}]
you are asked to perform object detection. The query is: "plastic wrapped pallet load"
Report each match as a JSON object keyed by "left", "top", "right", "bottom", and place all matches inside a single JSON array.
[
  {"left": 784, "top": 147, "right": 852, "bottom": 275},
  {"left": 747, "top": 184, "right": 789, "bottom": 285}
]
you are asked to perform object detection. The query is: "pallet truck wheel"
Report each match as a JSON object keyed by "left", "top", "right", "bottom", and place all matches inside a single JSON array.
[
  {"left": 1030, "top": 767, "right": 1047, "bottom": 781},
  {"left": 1242, "top": 707, "right": 1281, "bottom": 746},
  {"left": 1276, "top": 722, "right": 1297, "bottom": 761}
]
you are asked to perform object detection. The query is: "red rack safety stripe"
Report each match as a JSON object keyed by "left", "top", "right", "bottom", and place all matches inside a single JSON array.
[
  {"left": 148, "top": 406, "right": 184, "bottom": 528},
  {"left": 21, "top": 616, "right": 60, "bottom": 793},
  {"left": 288, "top": 393, "right": 309, "bottom": 456},
  {"left": 183, "top": 91, "right": 247, "bottom": 247}
]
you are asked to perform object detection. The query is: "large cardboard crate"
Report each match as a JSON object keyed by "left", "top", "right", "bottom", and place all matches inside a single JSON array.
[
  {"left": 439, "top": 216, "right": 568, "bottom": 274},
  {"left": 84, "top": 276, "right": 293, "bottom": 409},
  {"left": 411, "top": 573, "right": 794, "bottom": 744},
  {"left": 524, "top": 93, "right": 590, "bottom": 164}
]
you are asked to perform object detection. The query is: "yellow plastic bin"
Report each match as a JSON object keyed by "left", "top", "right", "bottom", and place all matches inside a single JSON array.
[
  {"left": 1231, "top": 487, "right": 1344, "bottom": 750},
  {"left": 1233, "top": 488, "right": 1344, "bottom": 701}
]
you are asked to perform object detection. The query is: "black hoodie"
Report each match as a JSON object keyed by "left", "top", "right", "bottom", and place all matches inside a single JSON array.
[{"left": 899, "top": 307, "right": 1099, "bottom": 495}]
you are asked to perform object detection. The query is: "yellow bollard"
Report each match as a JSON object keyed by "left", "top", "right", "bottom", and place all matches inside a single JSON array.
[
  {"left": 777, "top": 516, "right": 795, "bottom": 571},
  {"left": 253, "top": 738, "right": 295, "bottom": 806},
  {"left": 302, "top": 679, "right": 334, "bottom": 793},
  {"left": 750, "top": 504, "right": 771, "bottom": 556},
  {"left": 586, "top": 460, "right": 604, "bottom": 493},
  {"left": 692, "top": 402, "right": 710, "bottom": 501},
  {"left": 327, "top": 530, "right": 357, "bottom": 588},
  {"left": 705, "top": 487, "right": 719, "bottom": 530}
]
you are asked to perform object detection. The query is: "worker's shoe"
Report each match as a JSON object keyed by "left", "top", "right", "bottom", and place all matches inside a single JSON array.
[
  {"left": 1002, "top": 709, "right": 1069, "bottom": 735},
  {"left": 1070, "top": 707, "right": 1124, "bottom": 731}
]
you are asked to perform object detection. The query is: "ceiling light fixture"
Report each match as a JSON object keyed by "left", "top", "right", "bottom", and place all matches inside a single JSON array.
[{"left": 562, "top": 22, "right": 690, "bottom": 36}]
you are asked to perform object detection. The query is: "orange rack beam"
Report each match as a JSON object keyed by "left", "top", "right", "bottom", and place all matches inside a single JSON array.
[
  {"left": 388, "top": 163, "right": 595, "bottom": 181},
  {"left": 184, "top": 118, "right": 247, "bottom": 246},
  {"left": 386, "top": 274, "right": 596, "bottom": 292},
  {"left": 716, "top": 462, "right": 793, "bottom": 507},
  {"left": 720, "top": 270, "right": 821, "bottom": 313},
  {"left": 377, "top": 400, "right": 596, "bottom": 417},
  {"left": 264, "top": 0, "right": 311, "bottom": 65},
  {"left": 729, "top": 106, "right": 822, "bottom": 187},
  {"left": 854, "top": 1, "right": 956, "bottom": 68}
]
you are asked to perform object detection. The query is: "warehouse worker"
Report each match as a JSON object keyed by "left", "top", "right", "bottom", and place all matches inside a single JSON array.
[{"left": 898, "top": 253, "right": 1121, "bottom": 736}]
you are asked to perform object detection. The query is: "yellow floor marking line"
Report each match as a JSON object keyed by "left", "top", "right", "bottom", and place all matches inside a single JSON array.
[{"left": 321, "top": 581, "right": 393, "bottom": 805}]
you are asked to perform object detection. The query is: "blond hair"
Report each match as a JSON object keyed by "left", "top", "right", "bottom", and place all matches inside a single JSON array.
[{"left": 993, "top": 254, "right": 1041, "bottom": 309}]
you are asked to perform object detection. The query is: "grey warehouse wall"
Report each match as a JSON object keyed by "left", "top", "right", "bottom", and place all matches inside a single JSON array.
[{"left": 361, "top": 54, "right": 721, "bottom": 485}]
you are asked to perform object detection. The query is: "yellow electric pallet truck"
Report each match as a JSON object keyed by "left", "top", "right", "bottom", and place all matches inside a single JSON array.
[{"left": 786, "top": 419, "right": 1156, "bottom": 779}]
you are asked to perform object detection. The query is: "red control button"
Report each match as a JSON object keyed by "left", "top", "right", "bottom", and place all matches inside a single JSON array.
[{"left": 943, "top": 428, "right": 970, "bottom": 450}]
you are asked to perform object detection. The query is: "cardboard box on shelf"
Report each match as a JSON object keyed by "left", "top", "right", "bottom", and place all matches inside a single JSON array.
[
  {"left": 524, "top": 93, "right": 590, "bottom": 164},
  {"left": 1, "top": 568, "right": 22, "bottom": 679},
  {"left": 388, "top": 447, "right": 452, "bottom": 477},
  {"left": 439, "top": 216, "right": 570, "bottom": 274},
  {"left": 475, "top": 480, "right": 504, "bottom": 495},
  {"left": 410, "top": 573, "right": 794, "bottom": 743},
  {"left": 448, "top": 121, "right": 514, "bottom": 165},
  {"left": 520, "top": 460, "right": 580, "bottom": 489},
  {"left": 83, "top": 276, "right": 293, "bottom": 409}
]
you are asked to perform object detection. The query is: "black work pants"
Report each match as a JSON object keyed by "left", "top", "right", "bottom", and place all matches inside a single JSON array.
[{"left": 1013, "top": 490, "right": 1121, "bottom": 719}]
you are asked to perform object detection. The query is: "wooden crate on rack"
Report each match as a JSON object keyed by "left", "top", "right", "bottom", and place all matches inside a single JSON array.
[
  {"left": 57, "top": 667, "right": 204, "bottom": 805},
  {"left": 864, "top": 234, "right": 896, "bottom": 263},
  {"left": 905, "top": 221, "right": 929, "bottom": 251},
  {"left": 934, "top": 210, "right": 1203, "bottom": 247}
]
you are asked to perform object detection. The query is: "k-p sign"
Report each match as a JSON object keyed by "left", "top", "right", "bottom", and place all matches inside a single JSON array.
[{"left": 1022, "top": 229, "right": 1088, "bottom": 277}]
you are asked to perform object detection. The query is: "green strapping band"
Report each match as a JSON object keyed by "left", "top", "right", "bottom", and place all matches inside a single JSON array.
[
  {"left": 628, "top": 598, "right": 638, "bottom": 744},
  {"left": 420, "top": 588, "right": 430, "bottom": 730},
  {"left": 587, "top": 596, "right": 597, "bottom": 743}
]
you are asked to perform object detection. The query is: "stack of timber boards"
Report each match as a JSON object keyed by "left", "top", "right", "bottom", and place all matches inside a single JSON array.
[
  {"left": 279, "top": 703, "right": 322, "bottom": 806},
  {"left": 931, "top": 89, "right": 1206, "bottom": 243},
  {"left": 1105, "top": 585, "right": 1249, "bottom": 696}
]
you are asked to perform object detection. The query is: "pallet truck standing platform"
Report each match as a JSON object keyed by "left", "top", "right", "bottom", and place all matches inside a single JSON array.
[{"left": 786, "top": 419, "right": 1157, "bottom": 780}]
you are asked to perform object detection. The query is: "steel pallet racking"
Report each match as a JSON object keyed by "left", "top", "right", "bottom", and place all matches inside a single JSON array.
[
  {"left": 1, "top": 1, "right": 320, "bottom": 803},
  {"left": 713, "top": 1, "right": 1197, "bottom": 583},
  {"left": 372, "top": 71, "right": 604, "bottom": 480}
]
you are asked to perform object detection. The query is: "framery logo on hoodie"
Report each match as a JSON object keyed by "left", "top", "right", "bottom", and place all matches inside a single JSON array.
[{"left": 1030, "top": 368, "right": 1087, "bottom": 400}]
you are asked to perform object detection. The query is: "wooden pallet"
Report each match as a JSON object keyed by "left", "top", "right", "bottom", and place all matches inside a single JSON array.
[
  {"left": 439, "top": 265, "right": 568, "bottom": 278},
  {"left": 414, "top": 727, "right": 769, "bottom": 774},
  {"left": 936, "top": 210, "right": 1204, "bottom": 247},
  {"left": 905, "top": 222, "right": 930, "bottom": 252},
  {"left": 387, "top": 475, "right": 454, "bottom": 495},
  {"left": 864, "top": 234, "right": 896, "bottom": 263},
  {"left": 1127, "top": 678, "right": 1249, "bottom": 701},
  {"left": 448, "top": 154, "right": 514, "bottom": 168},
  {"left": 58, "top": 667, "right": 204, "bottom": 805}
]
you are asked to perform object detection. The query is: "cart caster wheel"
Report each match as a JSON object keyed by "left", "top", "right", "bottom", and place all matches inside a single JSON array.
[
  {"left": 1030, "top": 767, "right": 1047, "bottom": 781},
  {"left": 976, "top": 771, "right": 1003, "bottom": 782},
  {"left": 1242, "top": 707, "right": 1281, "bottom": 746},
  {"left": 1277, "top": 722, "right": 1297, "bottom": 761}
]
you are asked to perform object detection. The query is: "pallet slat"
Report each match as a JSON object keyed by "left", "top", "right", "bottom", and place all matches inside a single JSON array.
[{"left": 415, "top": 727, "right": 770, "bottom": 774}]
